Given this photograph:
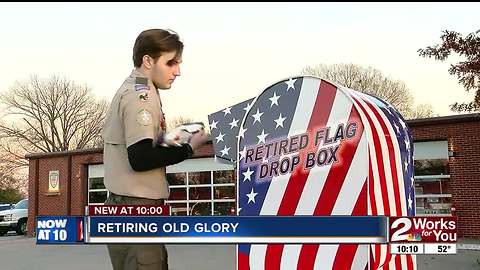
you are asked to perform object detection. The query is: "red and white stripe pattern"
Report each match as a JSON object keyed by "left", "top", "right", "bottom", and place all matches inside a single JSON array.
[
  {"left": 236, "top": 77, "right": 415, "bottom": 270},
  {"left": 343, "top": 88, "right": 416, "bottom": 270}
]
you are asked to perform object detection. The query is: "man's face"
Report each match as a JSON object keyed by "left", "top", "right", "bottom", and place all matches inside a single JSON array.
[{"left": 150, "top": 51, "right": 182, "bottom": 90}]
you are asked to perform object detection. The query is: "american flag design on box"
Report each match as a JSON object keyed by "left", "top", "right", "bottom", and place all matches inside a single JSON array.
[{"left": 208, "top": 76, "right": 416, "bottom": 270}]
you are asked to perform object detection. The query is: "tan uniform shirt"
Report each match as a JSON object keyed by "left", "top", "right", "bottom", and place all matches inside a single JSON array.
[{"left": 103, "top": 70, "right": 168, "bottom": 199}]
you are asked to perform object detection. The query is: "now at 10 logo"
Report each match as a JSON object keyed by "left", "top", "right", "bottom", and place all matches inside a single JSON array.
[{"left": 389, "top": 216, "right": 457, "bottom": 243}]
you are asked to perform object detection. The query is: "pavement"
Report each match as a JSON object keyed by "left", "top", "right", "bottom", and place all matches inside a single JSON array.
[
  {"left": 0, "top": 233, "right": 479, "bottom": 270},
  {"left": 0, "top": 233, "right": 236, "bottom": 270}
]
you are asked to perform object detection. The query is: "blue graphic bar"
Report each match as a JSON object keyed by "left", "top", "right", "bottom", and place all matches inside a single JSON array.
[
  {"left": 87, "top": 216, "right": 388, "bottom": 244},
  {"left": 36, "top": 216, "right": 84, "bottom": 244}
]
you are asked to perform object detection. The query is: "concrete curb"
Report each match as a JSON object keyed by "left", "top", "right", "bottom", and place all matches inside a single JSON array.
[{"left": 458, "top": 244, "right": 480, "bottom": 251}]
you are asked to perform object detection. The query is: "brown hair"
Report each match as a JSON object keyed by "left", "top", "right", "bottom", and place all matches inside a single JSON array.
[{"left": 132, "top": 29, "right": 184, "bottom": 68}]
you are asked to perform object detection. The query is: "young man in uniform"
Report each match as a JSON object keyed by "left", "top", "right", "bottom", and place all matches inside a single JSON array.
[{"left": 102, "top": 28, "right": 209, "bottom": 270}]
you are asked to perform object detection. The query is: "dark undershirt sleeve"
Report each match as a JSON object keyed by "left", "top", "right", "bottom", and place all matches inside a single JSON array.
[{"left": 127, "top": 139, "right": 193, "bottom": 172}]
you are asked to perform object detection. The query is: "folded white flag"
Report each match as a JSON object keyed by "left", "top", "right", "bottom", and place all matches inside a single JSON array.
[{"left": 161, "top": 122, "right": 205, "bottom": 147}]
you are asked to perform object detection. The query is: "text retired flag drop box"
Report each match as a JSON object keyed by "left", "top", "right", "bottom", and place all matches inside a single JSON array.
[{"left": 208, "top": 76, "right": 416, "bottom": 270}]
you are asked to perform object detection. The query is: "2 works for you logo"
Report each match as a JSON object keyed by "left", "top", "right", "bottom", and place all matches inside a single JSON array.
[{"left": 389, "top": 217, "right": 457, "bottom": 243}]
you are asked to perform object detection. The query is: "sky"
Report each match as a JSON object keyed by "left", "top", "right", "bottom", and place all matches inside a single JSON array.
[{"left": 1, "top": 2, "right": 479, "bottom": 126}]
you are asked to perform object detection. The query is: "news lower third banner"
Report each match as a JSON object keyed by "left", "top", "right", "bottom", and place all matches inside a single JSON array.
[
  {"left": 36, "top": 216, "right": 387, "bottom": 244},
  {"left": 37, "top": 216, "right": 84, "bottom": 244}
]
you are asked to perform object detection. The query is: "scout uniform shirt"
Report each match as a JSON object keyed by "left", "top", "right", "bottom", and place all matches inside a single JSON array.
[{"left": 103, "top": 70, "right": 168, "bottom": 199}]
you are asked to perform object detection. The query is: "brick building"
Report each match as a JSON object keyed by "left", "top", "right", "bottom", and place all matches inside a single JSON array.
[
  {"left": 408, "top": 113, "right": 480, "bottom": 238},
  {"left": 26, "top": 114, "right": 480, "bottom": 238}
]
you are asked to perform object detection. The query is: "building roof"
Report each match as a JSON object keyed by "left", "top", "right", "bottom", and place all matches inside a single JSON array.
[
  {"left": 406, "top": 113, "right": 480, "bottom": 127},
  {"left": 25, "top": 147, "right": 103, "bottom": 159}
]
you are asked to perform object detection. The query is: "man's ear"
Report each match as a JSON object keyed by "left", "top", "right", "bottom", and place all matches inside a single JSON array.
[{"left": 143, "top": 55, "right": 152, "bottom": 69}]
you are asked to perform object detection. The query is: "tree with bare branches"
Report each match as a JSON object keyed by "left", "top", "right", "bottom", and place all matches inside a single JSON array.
[
  {"left": 301, "top": 63, "right": 435, "bottom": 119},
  {"left": 0, "top": 155, "right": 28, "bottom": 200},
  {"left": 0, "top": 170, "right": 26, "bottom": 201},
  {"left": 418, "top": 29, "right": 480, "bottom": 112},
  {"left": 0, "top": 75, "right": 107, "bottom": 195},
  {"left": 0, "top": 75, "right": 107, "bottom": 155}
]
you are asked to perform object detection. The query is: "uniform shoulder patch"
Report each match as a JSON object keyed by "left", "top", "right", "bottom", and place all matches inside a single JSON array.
[
  {"left": 134, "top": 77, "right": 150, "bottom": 91},
  {"left": 135, "top": 77, "right": 148, "bottom": 85},
  {"left": 139, "top": 92, "right": 149, "bottom": 102},
  {"left": 135, "top": 84, "right": 150, "bottom": 91},
  {"left": 136, "top": 109, "right": 152, "bottom": 126}
]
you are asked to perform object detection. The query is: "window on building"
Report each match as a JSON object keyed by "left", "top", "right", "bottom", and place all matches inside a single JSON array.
[
  {"left": 413, "top": 141, "right": 451, "bottom": 216},
  {"left": 167, "top": 170, "right": 236, "bottom": 216},
  {"left": 166, "top": 158, "right": 236, "bottom": 216},
  {"left": 88, "top": 164, "right": 108, "bottom": 205},
  {"left": 87, "top": 158, "right": 236, "bottom": 215}
]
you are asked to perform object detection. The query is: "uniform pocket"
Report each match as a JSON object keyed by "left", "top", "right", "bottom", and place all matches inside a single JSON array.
[{"left": 135, "top": 244, "right": 168, "bottom": 266}]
